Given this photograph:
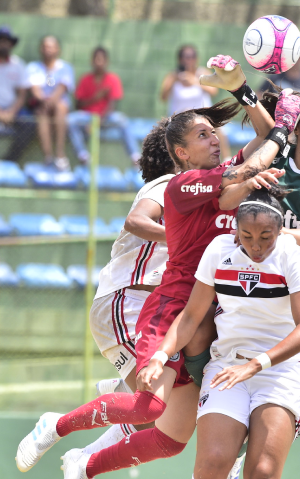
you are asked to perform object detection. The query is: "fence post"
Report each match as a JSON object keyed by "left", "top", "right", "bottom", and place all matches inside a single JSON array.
[{"left": 83, "top": 114, "right": 100, "bottom": 403}]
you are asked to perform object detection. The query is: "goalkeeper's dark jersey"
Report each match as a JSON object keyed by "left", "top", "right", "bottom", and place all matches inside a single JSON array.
[{"left": 271, "top": 145, "right": 300, "bottom": 229}]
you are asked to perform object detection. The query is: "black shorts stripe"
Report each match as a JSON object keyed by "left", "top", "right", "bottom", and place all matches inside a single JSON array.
[
  {"left": 215, "top": 284, "right": 289, "bottom": 298},
  {"left": 128, "top": 340, "right": 135, "bottom": 350},
  {"left": 135, "top": 242, "right": 152, "bottom": 283},
  {"left": 123, "top": 423, "right": 131, "bottom": 436},
  {"left": 115, "top": 290, "right": 127, "bottom": 343}
]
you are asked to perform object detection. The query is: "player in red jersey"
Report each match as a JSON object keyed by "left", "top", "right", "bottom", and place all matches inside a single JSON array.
[{"left": 16, "top": 56, "right": 299, "bottom": 479}]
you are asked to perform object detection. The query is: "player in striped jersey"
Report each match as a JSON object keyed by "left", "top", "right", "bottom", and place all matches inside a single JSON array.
[{"left": 146, "top": 184, "right": 300, "bottom": 479}]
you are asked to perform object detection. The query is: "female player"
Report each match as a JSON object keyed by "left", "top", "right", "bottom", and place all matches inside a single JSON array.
[
  {"left": 143, "top": 185, "right": 300, "bottom": 479},
  {"left": 16, "top": 56, "right": 298, "bottom": 478}
]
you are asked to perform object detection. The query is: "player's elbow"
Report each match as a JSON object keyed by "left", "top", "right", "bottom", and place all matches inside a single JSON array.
[{"left": 124, "top": 214, "right": 137, "bottom": 234}]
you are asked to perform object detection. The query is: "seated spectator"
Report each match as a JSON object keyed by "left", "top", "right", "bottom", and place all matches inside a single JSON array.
[
  {"left": 160, "top": 45, "right": 231, "bottom": 161},
  {"left": 27, "top": 35, "right": 74, "bottom": 171},
  {"left": 68, "top": 46, "right": 140, "bottom": 166},
  {"left": 0, "top": 25, "right": 35, "bottom": 162},
  {"left": 258, "top": 58, "right": 300, "bottom": 98}
]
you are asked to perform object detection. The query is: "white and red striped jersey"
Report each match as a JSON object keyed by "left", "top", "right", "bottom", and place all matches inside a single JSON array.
[
  {"left": 94, "top": 174, "right": 174, "bottom": 299},
  {"left": 195, "top": 233, "right": 300, "bottom": 364}
]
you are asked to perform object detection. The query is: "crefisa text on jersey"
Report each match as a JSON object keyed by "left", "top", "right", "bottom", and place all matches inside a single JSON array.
[{"left": 181, "top": 183, "right": 213, "bottom": 194}]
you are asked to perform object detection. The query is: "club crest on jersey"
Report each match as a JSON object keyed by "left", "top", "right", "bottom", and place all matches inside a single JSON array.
[
  {"left": 199, "top": 393, "right": 209, "bottom": 408},
  {"left": 169, "top": 352, "right": 180, "bottom": 362},
  {"left": 238, "top": 272, "right": 260, "bottom": 295}
]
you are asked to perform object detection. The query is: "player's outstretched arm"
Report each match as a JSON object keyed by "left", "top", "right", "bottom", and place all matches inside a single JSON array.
[
  {"left": 221, "top": 89, "right": 300, "bottom": 188},
  {"left": 211, "top": 291, "right": 300, "bottom": 391},
  {"left": 137, "top": 281, "right": 215, "bottom": 391},
  {"left": 124, "top": 198, "right": 166, "bottom": 242},
  {"left": 200, "top": 55, "right": 274, "bottom": 157}
]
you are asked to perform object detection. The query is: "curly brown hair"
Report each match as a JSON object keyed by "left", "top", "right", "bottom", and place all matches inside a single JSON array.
[{"left": 139, "top": 118, "right": 175, "bottom": 183}]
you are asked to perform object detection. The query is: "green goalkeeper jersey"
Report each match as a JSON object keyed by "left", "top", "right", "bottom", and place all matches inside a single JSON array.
[{"left": 271, "top": 145, "right": 300, "bottom": 229}]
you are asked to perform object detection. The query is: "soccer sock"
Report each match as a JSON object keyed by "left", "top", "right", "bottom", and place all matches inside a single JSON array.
[
  {"left": 86, "top": 427, "right": 186, "bottom": 477},
  {"left": 56, "top": 391, "right": 166, "bottom": 437},
  {"left": 83, "top": 424, "right": 137, "bottom": 454}
]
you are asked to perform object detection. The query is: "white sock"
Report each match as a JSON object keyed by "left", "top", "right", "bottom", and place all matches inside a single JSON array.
[{"left": 83, "top": 423, "right": 138, "bottom": 454}]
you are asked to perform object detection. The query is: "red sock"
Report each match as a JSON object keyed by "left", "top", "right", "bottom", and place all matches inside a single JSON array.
[
  {"left": 56, "top": 391, "right": 166, "bottom": 437},
  {"left": 86, "top": 427, "right": 186, "bottom": 477}
]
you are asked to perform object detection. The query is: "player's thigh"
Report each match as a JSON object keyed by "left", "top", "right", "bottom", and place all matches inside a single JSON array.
[
  {"left": 243, "top": 404, "right": 295, "bottom": 479},
  {"left": 194, "top": 413, "right": 247, "bottom": 479},
  {"left": 155, "top": 381, "right": 199, "bottom": 443}
]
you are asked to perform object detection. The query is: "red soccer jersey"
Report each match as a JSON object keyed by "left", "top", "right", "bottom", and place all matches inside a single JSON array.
[
  {"left": 75, "top": 72, "right": 123, "bottom": 116},
  {"left": 157, "top": 150, "right": 244, "bottom": 301}
]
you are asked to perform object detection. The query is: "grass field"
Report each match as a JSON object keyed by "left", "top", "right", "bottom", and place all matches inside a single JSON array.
[{"left": 0, "top": 357, "right": 299, "bottom": 478}]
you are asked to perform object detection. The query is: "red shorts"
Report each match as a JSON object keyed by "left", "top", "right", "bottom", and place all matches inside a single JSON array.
[{"left": 135, "top": 292, "right": 192, "bottom": 387}]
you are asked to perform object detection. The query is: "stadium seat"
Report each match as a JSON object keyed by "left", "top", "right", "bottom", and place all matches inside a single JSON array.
[
  {"left": 0, "top": 263, "right": 19, "bottom": 286},
  {"left": 24, "top": 163, "right": 78, "bottom": 189},
  {"left": 124, "top": 168, "right": 144, "bottom": 191},
  {"left": 67, "top": 265, "right": 103, "bottom": 288},
  {"left": 109, "top": 216, "right": 126, "bottom": 233},
  {"left": 223, "top": 123, "right": 256, "bottom": 146},
  {"left": 0, "top": 160, "right": 27, "bottom": 187},
  {"left": 59, "top": 216, "right": 111, "bottom": 235},
  {"left": 74, "top": 165, "right": 127, "bottom": 191},
  {"left": 0, "top": 215, "right": 12, "bottom": 236},
  {"left": 16, "top": 263, "right": 72, "bottom": 288},
  {"left": 9, "top": 213, "right": 65, "bottom": 236}
]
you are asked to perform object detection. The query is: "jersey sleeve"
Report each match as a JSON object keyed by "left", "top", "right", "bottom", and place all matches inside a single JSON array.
[
  {"left": 143, "top": 182, "right": 168, "bottom": 207},
  {"left": 283, "top": 235, "right": 300, "bottom": 294},
  {"left": 225, "top": 148, "right": 244, "bottom": 167},
  {"left": 194, "top": 236, "right": 223, "bottom": 286},
  {"left": 108, "top": 74, "right": 123, "bottom": 101},
  {"left": 166, "top": 165, "right": 226, "bottom": 215}
]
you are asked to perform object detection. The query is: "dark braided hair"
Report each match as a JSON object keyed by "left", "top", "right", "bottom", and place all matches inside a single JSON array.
[
  {"left": 165, "top": 99, "right": 241, "bottom": 167},
  {"left": 139, "top": 118, "right": 175, "bottom": 183},
  {"left": 237, "top": 183, "right": 288, "bottom": 230}
]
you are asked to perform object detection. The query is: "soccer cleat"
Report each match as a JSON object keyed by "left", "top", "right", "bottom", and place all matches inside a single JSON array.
[
  {"left": 96, "top": 378, "right": 133, "bottom": 396},
  {"left": 16, "top": 412, "right": 63, "bottom": 472},
  {"left": 227, "top": 452, "right": 246, "bottom": 479},
  {"left": 61, "top": 448, "right": 91, "bottom": 479}
]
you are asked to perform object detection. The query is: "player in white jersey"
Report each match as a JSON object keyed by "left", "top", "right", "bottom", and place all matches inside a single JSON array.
[{"left": 143, "top": 184, "right": 300, "bottom": 479}]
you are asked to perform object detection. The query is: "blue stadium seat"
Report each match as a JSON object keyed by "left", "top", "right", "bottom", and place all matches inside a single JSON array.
[
  {"left": 124, "top": 168, "right": 144, "bottom": 191},
  {"left": 0, "top": 160, "right": 27, "bottom": 187},
  {"left": 74, "top": 165, "right": 127, "bottom": 191},
  {"left": 0, "top": 263, "right": 19, "bottom": 286},
  {"left": 0, "top": 215, "right": 12, "bottom": 236},
  {"left": 128, "top": 118, "right": 157, "bottom": 141},
  {"left": 9, "top": 213, "right": 65, "bottom": 236},
  {"left": 24, "top": 163, "right": 78, "bottom": 189},
  {"left": 16, "top": 263, "right": 72, "bottom": 288},
  {"left": 67, "top": 265, "right": 103, "bottom": 288},
  {"left": 59, "top": 216, "right": 111, "bottom": 235},
  {"left": 109, "top": 216, "right": 126, "bottom": 233},
  {"left": 223, "top": 123, "right": 256, "bottom": 146}
]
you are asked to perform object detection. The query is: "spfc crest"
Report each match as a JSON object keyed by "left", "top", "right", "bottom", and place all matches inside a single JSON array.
[
  {"left": 199, "top": 393, "right": 209, "bottom": 408},
  {"left": 238, "top": 272, "right": 260, "bottom": 295}
]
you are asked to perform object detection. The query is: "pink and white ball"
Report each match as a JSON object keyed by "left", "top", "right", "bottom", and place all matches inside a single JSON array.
[{"left": 243, "top": 15, "right": 300, "bottom": 74}]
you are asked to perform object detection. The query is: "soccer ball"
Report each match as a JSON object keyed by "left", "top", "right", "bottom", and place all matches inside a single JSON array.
[{"left": 243, "top": 15, "right": 300, "bottom": 74}]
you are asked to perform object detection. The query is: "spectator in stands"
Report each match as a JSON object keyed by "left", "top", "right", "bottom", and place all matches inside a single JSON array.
[
  {"left": 258, "top": 58, "right": 300, "bottom": 98},
  {"left": 68, "top": 46, "right": 140, "bottom": 166},
  {"left": 0, "top": 25, "right": 35, "bottom": 162},
  {"left": 160, "top": 45, "right": 231, "bottom": 161},
  {"left": 26, "top": 35, "right": 75, "bottom": 171}
]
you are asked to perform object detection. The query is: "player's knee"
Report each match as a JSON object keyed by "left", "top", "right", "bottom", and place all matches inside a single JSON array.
[
  {"left": 134, "top": 391, "right": 166, "bottom": 423},
  {"left": 194, "top": 448, "right": 233, "bottom": 479},
  {"left": 244, "top": 457, "right": 276, "bottom": 479}
]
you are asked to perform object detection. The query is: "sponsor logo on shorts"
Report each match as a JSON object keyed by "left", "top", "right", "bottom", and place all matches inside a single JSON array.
[
  {"left": 114, "top": 351, "right": 128, "bottom": 371},
  {"left": 211, "top": 345, "right": 222, "bottom": 358},
  {"left": 199, "top": 393, "right": 209, "bottom": 408},
  {"left": 135, "top": 331, "right": 142, "bottom": 344},
  {"left": 169, "top": 352, "right": 180, "bottom": 362},
  {"left": 238, "top": 272, "right": 260, "bottom": 295},
  {"left": 181, "top": 183, "right": 213, "bottom": 194}
]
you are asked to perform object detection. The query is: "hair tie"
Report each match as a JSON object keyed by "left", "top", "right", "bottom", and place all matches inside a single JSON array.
[{"left": 239, "top": 200, "right": 283, "bottom": 217}]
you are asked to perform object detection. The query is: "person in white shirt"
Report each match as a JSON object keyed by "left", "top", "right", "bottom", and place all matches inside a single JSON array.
[
  {"left": 0, "top": 25, "right": 34, "bottom": 162},
  {"left": 144, "top": 184, "right": 300, "bottom": 479},
  {"left": 26, "top": 35, "right": 75, "bottom": 171}
]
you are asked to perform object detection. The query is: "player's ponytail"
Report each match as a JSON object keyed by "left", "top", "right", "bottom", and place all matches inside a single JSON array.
[
  {"left": 236, "top": 183, "right": 288, "bottom": 229},
  {"left": 165, "top": 99, "right": 241, "bottom": 166}
]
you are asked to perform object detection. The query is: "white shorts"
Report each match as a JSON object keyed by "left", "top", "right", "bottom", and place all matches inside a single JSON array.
[
  {"left": 90, "top": 288, "right": 151, "bottom": 379},
  {"left": 197, "top": 358, "right": 300, "bottom": 439}
]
